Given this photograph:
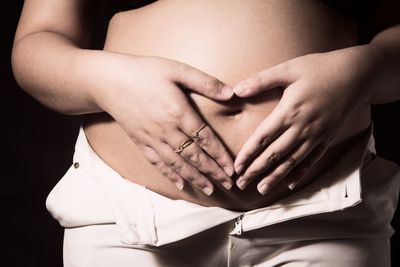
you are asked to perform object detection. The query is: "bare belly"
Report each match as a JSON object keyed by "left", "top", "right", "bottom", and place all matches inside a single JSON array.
[{"left": 83, "top": 0, "right": 371, "bottom": 210}]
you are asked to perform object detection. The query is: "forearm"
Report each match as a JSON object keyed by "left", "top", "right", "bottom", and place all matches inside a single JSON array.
[
  {"left": 364, "top": 24, "right": 400, "bottom": 105},
  {"left": 12, "top": 31, "right": 120, "bottom": 115}
]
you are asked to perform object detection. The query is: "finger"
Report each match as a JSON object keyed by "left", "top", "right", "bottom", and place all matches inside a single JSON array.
[
  {"left": 233, "top": 62, "right": 295, "bottom": 97},
  {"left": 236, "top": 127, "right": 301, "bottom": 190},
  {"left": 180, "top": 111, "right": 235, "bottom": 178},
  {"left": 172, "top": 62, "right": 234, "bottom": 100},
  {"left": 234, "top": 107, "right": 286, "bottom": 175},
  {"left": 166, "top": 128, "right": 233, "bottom": 190},
  {"left": 178, "top": 135, "right": 233, "bottom": 190},
  {"left": 138, "top": 144, "right": 185, "bottom": 190},
  {"left": 156, "top": 140, "right": 216, "bottom": 196},
  {"left": 285, "top": 143, "right": 328, "bottom": 190},
  {"left": 255, "top": 140, "right": 315, "bottom": 195}
]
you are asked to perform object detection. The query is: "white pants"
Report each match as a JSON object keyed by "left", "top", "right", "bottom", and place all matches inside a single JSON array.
[
  {"left": 47, "top": 125, "right": 400, "bottom": 267},
  {"left": 63, "top": 221, "right": 392, "bottom": 267}
]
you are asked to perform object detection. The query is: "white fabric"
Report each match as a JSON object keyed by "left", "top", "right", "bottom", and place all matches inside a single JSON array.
[
  {"left": 46, "top": 123, "right": 385, "bottom": 246},
  {"left": 46, "top": 122, "right": 400, "bottom": 266}
]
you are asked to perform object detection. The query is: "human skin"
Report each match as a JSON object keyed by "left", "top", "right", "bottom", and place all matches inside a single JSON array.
[
  {"left": 233, "top": 43, "right": 400, "bottom": 195},
  {"left": 12, "top": 0, "right": 400, "bottom": 210}
]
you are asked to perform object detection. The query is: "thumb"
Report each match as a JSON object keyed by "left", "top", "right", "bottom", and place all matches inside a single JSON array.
[
  {"left": 173, "top": 63, "right": 234, "bottom": 101},
  {"left": 233, "top": 62, "right": 294, "bottom": 97}
]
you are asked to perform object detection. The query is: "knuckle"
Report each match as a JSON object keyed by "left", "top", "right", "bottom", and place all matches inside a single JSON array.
[
  {"left": 169, "top": 159, "right": 183, "bottom": 173},
  {"left": 282, "top": 107, "right": 303, "bottom": 127},
  {"left": 284, "top": 157, "right": 297, "bottom": 170},
  {"left": 166, "top": 106, "right": 184, "bottom": 120},
  {"left": 185, "top": 175, "right": 195, "bottom": 183},
  {"left": 159, "top": 167, "right": 170, "bottom": 177},
  {"left": 167, "top": 175, "right": 179, "bottom": 183},
  {"left": 201, "top": 164, "right": 223, "bottom": 181},
  {"left": 267, "top": 152, "right": 281, "bottom": 164},
  {"left": 139, "top": 145, "right": 155, "bottom": 158},
  {"left": 213, "top": 175, "right": 226, "bottom": 183},
  {"left": 299, "top": 125, "right": 313, "bottom": 139},
  {"left": 193, "top": 179, "right": 207, "bottom": 188},
  {"left": 287, "top": 106, "right": 301, "bottom": 121},
  {"left": 212, "top": 169, "right": 228, "bottom": 181},
  {"left": 197, "top": 136, "right": 212, "bottom": 150},
  {"left": 198, "top": 128, "right": 212, "bottom": 142},
  {"left": 198, "top": 126, "right": 211, "bottom": 138},
  {"left": 159, "top": 133, "right": 170, "bottom": 143},
  {"left": 192, "top": 175, "right": 208, "bottom": 187},
  {"left": 258, "top": 135, "right": 271, "bottom": 148},
  {"left": 151, "top": 160, "right": 163, "bottom": 168},
  {"left": 186, "top": 152, "right": 200, "bottom": 166}
]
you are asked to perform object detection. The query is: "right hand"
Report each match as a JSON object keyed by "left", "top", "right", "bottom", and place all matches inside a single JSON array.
[{"left": 95, "top": 55, "right": 235, "bottom": 195}]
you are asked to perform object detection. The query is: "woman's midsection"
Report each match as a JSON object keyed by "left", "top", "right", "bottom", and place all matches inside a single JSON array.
[{"left": 83, "top": 0, "right": 371, "bottom": 210}]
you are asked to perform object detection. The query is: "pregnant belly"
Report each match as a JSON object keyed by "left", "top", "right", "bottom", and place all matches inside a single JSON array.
[{"left": 83, "top": 0, "right": 370, "bottom": 210}]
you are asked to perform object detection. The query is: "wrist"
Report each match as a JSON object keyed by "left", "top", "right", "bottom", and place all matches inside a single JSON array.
[
  {"left": 356, "top": 44, "right": 384, "bottom": 106},
  {"left": 356, "top": 43, "right": 399, "bottom": 105},
  {"left": 72, "top": 49, "right": 136, "bottom": 115},
  {"left": 341, "top": 44, "right": 387, "bottom": 106}
]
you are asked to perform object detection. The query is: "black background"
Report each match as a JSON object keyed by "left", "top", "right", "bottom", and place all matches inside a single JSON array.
[{"left": 1, "top": 1, "right": 399, "bottom": 266}]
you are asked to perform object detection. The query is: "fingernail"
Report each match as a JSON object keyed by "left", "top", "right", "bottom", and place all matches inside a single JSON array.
[
  {"left": 236, "top": 178, "right": 247, "bottom": 190},
  {"left": 287, "top": 181, "right": 296, "bottom": 190},
  {"left": 174, "top": 181, "right": 184, "bottom": 190},
  {"left": 222, "top": 86, "right": 234, "bottom": 97},
  {"left": 222, "top": 181, "right": 233, "bottom": 190},
  {"left": 202, "top": 186, "right": 214, "bottom": 196},
  {"left": 223, "top": 166, "right": 234, "bottom": 177},
  {"left": 234, "top": 84, "right": 247, "bottom": 95},
  {"left": 257, "top": 182, "right": 270, "bottom": 195},
  {"left": 235, "top": 164, "right": 244, "bottom": 175}
]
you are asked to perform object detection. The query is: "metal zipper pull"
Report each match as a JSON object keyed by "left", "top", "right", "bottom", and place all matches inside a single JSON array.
[{"left": 234, "top": 216, "right": 243, "bottom": 235}]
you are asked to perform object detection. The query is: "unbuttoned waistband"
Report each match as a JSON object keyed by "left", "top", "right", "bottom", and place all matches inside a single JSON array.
[{"left": 46, "top": 122, "right": 399, "bottom": 247}]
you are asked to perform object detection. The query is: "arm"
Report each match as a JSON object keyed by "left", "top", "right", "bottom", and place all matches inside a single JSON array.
[
  {"left": 12, "top": 0, "right": 236, "bottom": 194},
  {"left": 359, "top": 25, "right": 400, "bottom": 104},
  {"left": 231, "top": 0, "right": 400, "bottom": 194},
  {"left": 12, "top": 0, "right": 101, "bottom": 114}
]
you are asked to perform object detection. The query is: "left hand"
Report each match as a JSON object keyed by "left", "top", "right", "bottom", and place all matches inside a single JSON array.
[{"left": 233, "top": 45, "right": 378, "bottom": 195}]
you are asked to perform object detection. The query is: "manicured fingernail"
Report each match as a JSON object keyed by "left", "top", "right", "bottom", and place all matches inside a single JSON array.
[
  {"left": 174, "top": 181, "right": 184, "bottom": 190},
  {"left": 222, "top": 181, "right": 233, "bottom": 190},
  {"left": 234, "top": 84, "right": 247, "bottom": 95},
  {"left": 236, "top": 178, "right": 247, "bottom": 190},
  {"left": 222, "top": 86, "right": 234, "bottom": 97},
  {"left": 235, "top": 164, "right": 244, "bottom": 175},
  {"left": 202, "top": 186, "right": 214, "bottom": 196},
  {"left": 223, "top": 166, "right": 234, "bottom": 177},
  {"left": 257, "top": 182, "right": 270, "bottom": 195}
]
